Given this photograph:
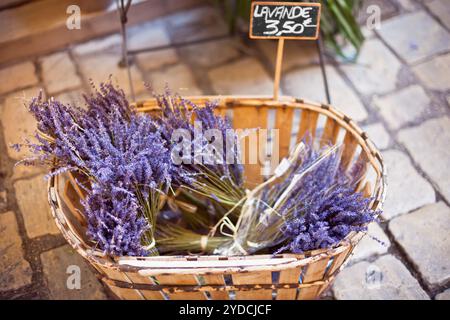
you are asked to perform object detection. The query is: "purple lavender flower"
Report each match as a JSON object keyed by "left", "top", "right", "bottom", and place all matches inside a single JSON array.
[
  {"left": 19, "top": 83, "right": 189, "bottom": 256},
  {"left": 83, "top": 186, "right": 149, "bottom": 256},
  {"left": 269, "top": 136, "right": 378, "bottom": 254},
  {"left": 154, "top": 89, "right": 243, "bottom": 188}
]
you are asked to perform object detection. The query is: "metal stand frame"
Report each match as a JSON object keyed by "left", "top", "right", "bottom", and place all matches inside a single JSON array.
[
  {"left": 316, "top": 33, "right": 331, "bottom": 104},
  {"left": 116, "top": 0, "right": 331, "bottom": 104},
  {"left": 116, "top": 0, "right": 135, "bottom": 100}
]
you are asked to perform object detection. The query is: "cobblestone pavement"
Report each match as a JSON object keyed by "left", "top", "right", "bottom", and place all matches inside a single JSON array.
[{"left": 0, "top": 1, "right": 449, "bottom": 299}]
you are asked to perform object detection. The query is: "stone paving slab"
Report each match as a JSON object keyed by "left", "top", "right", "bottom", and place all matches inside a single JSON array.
[
  {"left": 333, "top": 255, "right": 429, "bottom": 300},
  {"left": 398, "top": 0, "right": 420, "bottom": 11},
  {"left": 389, "top": 202, "right": 450, "bottom": 288},
  {"left": 41, "top": 245, "right": 107, "bottom": 299},
  {"left": 357, "top": 0, "right": 398, "bottom": 23},
  {"left": 283, "top": 65, "right": 368, "bottom": 121},
  {"left": 76, "top": 52, "right": 146, "bottom": 96},
  {"left": 1, "top": 87, "right": 42, "bottom": 160},
  {"left": 258, "top": 41, "right": 318, "bottom": 72},
  {"left": 166, "top": 6, "right": 228, "bottom": 43},
  {"left": 397, "top": 116, "right": 450, "bottom": 203},
  {"left": 0, "top": 62, "right": 38, "bottom": 96},
  {"left": 362, "top": 123, "right": 391, "bottom": 150},
  {"left": 412, "top": 53, "right": 450, "bottom": 91},
  {"left": 377, "top": 11, "right": 450, "bottom": 64},
  {"left": 0, "top": 211, "right": 32, "bottom": 292},
  {"left": 72, "top": 34, "right": 122, "bottom": 56},
  {"left": 349, "top": 223, "right": 391, "bottom": 263},
  {"left": 39, "top": 52, "right": 82, "bottom": 95},
  {"left": 340, "top": 39, "right": 401, "bottom": 95},
  {"left": 373, "top": 85, "right": 430, "bottom": 130},
  {"left": 136, "top": 49, "right": 179, "bottom": 71},
  {"left": 361, "top": 26, "right": 375, "bottom": 40},
  {"left": 208, "top": 57, "right": 273, "bottom": 95},
  {"left": 381, "top": 149, "right": 435, "bottom": 220},
  {"left": 180, "top": 39, "right": 241, "bottom": 68},
  {"left": 426, "top": 0, "right": 450, "bottom": 30},
  {"left": 435, "top": 288, "right": 450, "bottom": 300},
  {"left": 127, "top": 20, "right": 171, "bottom": 51},
  {"left": 14, "top": 175, "right": 60, "bottom": 238},
  {"left": 54, "top": 89, "right": 87, "bottom": 107},
  {"left": 147, "top": 64, "right": 202, "bottom": 95},
  {"left": 11, "top": 164, "right": 47, "bottom": 182}
]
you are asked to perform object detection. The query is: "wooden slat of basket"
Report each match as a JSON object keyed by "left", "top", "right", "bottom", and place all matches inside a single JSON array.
[
  {"left": 298, "top": 109, "right": 319, "bottom": 141},
  {"left": 324, "top": 246, "right": 352, "bottom": 278},
  {"left": 316, "top": 246, "right": 353, "bottom": 297},
  {"left": 341, "top": 131, "right": 359, "bottom": 170},
  {"left": 362, "top": 181, "right": 372, "bottom": 198},
  {"left": 98, "top": 265, "right": 130, "bottom": 282},
  {"left": 315, "top": 247, "right": 352, "bottom": 296},
  {"left": 297, "top": 258, "right": 330, "bottom": 300},
  {"left": 354, "top": 152, "right": 369, "bottom": 192},
  {"left": 232, "top": 105, "right": 268, "bottom": 130},
  {"left": 124, "top": 272, "right": 165, "bottom": 300},
  {"left": 155, "top": 275, "right": 206, "bottom": 300},
  {"left": 67, "top": 171, "right": 88, "bottom": 199},
  {"left": 90, "top": 262, "right": 107, "bottom": 276},
  {"left": 232, "top": 105, "right": 269, "bottom": 186},
  {"left": 267, "top": 126, "right": 280, "bottom": 176},
  {"left": 101, "top": 276, "right": 333, "bottom": 292},
  {"left": 130, "top": 256, "right": 325, "bottom": 276},
  {"left": 123, "top": 256, "right": 298, "bottom": 268},
  {"left": 214, "top": 105, "right": 228, "bottom": 118},
  {"left": 98, "top": 267, "right": 146, "bottom": 300},
  {"left": 139, "top": 289, "right": 166, "bottom": 300},
  {"left": 108, "top": 285, "right": 145, "bottom": 300},
  {"left": 321, "top": 117, "right": 340, "bottom": 145},
  {"left": 50, "top": 177, "right": 92, "bottom": 254},
  {"left": 202, "top": 274, "right": 229, "bottom": 300},
  {"left": 274, "top": 106, "right": 294, "bottom": 159},
  {"left": 276, "top": 267, "right": 302, "bottom": 300},
  {"left": 63, "top": 181, "right": 87, "bottom": 227},
  {"left": 231, "top": 271, "right": 273, "bottom": 300}
]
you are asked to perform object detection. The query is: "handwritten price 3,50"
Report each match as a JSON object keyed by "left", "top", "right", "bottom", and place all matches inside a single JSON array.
[{"left": 264, "top": 18, "right": 313, "bottom": 36}]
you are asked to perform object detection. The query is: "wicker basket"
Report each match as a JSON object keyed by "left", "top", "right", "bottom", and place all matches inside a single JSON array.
[{"left": 47, "top": 95, "right": 386, "bottom": 300}]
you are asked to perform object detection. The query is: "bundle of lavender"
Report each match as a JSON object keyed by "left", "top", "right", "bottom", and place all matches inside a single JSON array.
[
  {"left": 15, "top": 84, "right": 191, "bottom": 256},
  {"left": 15, "top": 82, "right": 378, "bottom": 257},
  {"left": 212, "top": 139, "right": 378, "bottom": 255}
]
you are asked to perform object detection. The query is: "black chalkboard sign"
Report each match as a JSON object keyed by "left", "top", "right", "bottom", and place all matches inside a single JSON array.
[{"left": 250, "top": 2, "right": 321, "bottom": 40}]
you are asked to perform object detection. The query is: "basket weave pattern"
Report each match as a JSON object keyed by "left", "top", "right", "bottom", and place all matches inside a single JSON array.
[{"left": 47, "top": 96, "right": 386, "bottom": 300}]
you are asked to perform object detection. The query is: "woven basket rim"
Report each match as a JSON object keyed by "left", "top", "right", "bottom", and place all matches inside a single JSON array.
[{"left": 47, "top": 95, "right": 386, "bottom": 274}]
